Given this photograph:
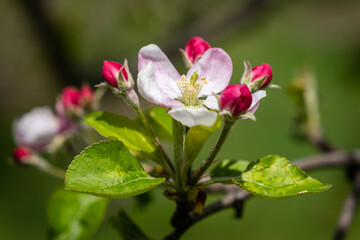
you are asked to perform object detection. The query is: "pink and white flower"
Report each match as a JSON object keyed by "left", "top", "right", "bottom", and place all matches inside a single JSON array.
[
  {"left": 13, "top": 107, "right": 60, "bottom": 151},
  {"left": 137, "top": 44, "right": 233, "bottom": 127}
]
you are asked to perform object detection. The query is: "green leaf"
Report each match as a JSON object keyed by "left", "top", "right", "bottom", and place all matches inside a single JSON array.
[
  {"left": 47, "top": 188, "right": 108, "bottom": 240},
  {"left": 85, "top": 111, "right": 159, "bottom": 161},
  {"left": 65, "top": 141, "right": 165, "bottom": 198},
  {"left": 146, "top": 107, "right": 172, "bottom": 140},
  {"left": 185, "top": 116, "right": 222, "bottom": 164},
  {"left": 233, "top": 155, "right": 331, "bottom": 199},
  {"left": 110, "top": 210, "right": 150, "bottom": 240},
  {"left": 211, "top": 159, "right": 250, "bottom": 178}
]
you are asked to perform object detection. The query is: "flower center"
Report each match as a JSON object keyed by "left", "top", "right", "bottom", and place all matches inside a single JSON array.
[{"left": 176, "top": 71, "right": 208, "bottom": 106}]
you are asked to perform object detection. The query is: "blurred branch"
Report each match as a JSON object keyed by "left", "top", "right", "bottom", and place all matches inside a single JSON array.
[
  {"left": 15, "top": 0, "right": 96, "bottom": 86},
  {"left": 165, "top": 149, "right": 360, "bottom": 240},
  {"left": 333, "top": 170, "right": 360, "bottom": 240}
]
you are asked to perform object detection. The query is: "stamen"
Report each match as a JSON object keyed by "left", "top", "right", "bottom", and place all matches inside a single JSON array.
[{"left": 175, "top": 73, "right": 209, "bottom": 106}]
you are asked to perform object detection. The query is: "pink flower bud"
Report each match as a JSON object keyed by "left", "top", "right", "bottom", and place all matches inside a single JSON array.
[
  {"left": 79, "top": 85, "right": 95, "bottom": 108},
  {"left": 62, "top": 87, "right": 81, "bottom": 108},
  {"left": 251, "top": 63, "right": 272, "bottom": 89},
  {"left": 184, "top": 37, "right": 211, "bottom": 63},
  {"left": 102, "top": 60, "right": 128, "bottom": 88},
  {"left": 12, "top": 146, "right": 32, "bottom": 164},
  {"left": 220, "top": 84, "right": 253, "bottom": 117}
]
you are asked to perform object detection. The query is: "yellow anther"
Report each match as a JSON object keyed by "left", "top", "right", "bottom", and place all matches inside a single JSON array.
[{"left": 187, "top": 85, "right": 195, "bottom": 92}]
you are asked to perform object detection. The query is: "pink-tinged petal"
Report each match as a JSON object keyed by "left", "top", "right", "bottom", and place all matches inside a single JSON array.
[
  {"left": 13, "top": 107, "right": 60, "bottom": 151},
  {"left": 184, "top": 36, "right": 211, "bottom": 63},
  {"left": 187, "top": 48, "right": 233, "bottom": 96},
  {"left": 138, "top": 44, "right": 181, "bottom": 99},
  {"left": 137, "top": 62, "right": 183, "bottom": 108},
  {"left": 203, "top": 94, "right": 219, "bottom": 111},
  {"left": 248, "top": 90, "right": 266, "bottom": 114},
  {"left": 168, "top": 107, "right": 217, "bottom": 127}
]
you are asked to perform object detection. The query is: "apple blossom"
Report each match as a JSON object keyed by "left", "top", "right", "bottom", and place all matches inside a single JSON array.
[
  {"left": 13, "top": 107, "right": 60, "bottom": 151},
  {"left": 137, "top": 44, "right": 232, "bottom": 127}
]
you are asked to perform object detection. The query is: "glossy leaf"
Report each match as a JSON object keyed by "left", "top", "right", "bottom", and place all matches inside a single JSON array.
[
  {"left": 110, "top": 210, "right": 150, "bottom": 240},
  {"left": 185, "top": 116, "right": 222, "bottom": 164},
  {"left": 85, "top": 111, "right": 159, "bottom": 160},
  {"left": 65, "top": 141, "right": 165, "bottom": 198},
  {"left": 47, "top": 188, "right": 108, "bottom": 240},
  {"left": 146, "top": 107, "right": 172, "bottom": 140},
  {"left": 233, "top": 155, "right": 331, "bottom": 199},
  {"left": 211, "top": 159, "right": 250, "bottom": 178}
]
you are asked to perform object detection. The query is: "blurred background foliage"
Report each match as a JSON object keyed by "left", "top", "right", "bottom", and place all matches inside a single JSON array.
[{"left": 1, "top": 0, "right": 360, "bottom": 239}]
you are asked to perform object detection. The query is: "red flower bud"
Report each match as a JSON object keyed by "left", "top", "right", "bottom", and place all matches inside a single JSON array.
[
  {"left": 220, "top": 84, "right": 252, "bottom": 117},
  {"left": 184, "top": 37, "right": 211, "bottom": 63},
  {"left": 102, "top": 60, "right": 128, "bottom": 88},
  {"left": 62, "top": 87, "right": 81, "bottom": 108},
  {"left": 12, "top": 146, "right": 32, "bottom": 164},
  {"left": 79, "top": 85, "right": 95, "bottom": 108},
  {"left": 251, "top": 63, "right": 272, "bottom": 89}
]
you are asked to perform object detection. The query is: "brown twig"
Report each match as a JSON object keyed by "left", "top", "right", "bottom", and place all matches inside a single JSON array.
[{"left": 333, "top": 170, "right": 360, "bottom": 240}]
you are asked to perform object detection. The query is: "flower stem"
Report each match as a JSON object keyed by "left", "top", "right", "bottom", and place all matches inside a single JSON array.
[
  {"left": 32, "top": 156, "right": 66, "bottom": 179},
  {"left": 173, "top": 119, "right": 186, "bottom": 194},
  {"left": 122, "top": 90, "right": 175, "bottom": 177},
  {"left": 192, "top": 117, "right": 235, "bottom": 185}
]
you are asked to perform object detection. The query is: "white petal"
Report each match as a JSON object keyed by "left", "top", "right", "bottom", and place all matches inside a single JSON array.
[
  {"left": 137, "top": 63, "right": 183, "bottom": 108},
  {"left": 248, "top": 90, "right": 266, "bottom": 114},
  {"left": 13, "top": 107, "right": 60, "bottom": 150},
  {"left": 168, "top": 106, "right": 218, "bottom": 127},
  {"left": 138, "top": 44, "right": 181, "bottom": 99},
  {"left": 186, "top": 48, "right": 233, "bottom": 96},
  {"left": 203, "top": 94, "right": 220, "bottom": 111}
]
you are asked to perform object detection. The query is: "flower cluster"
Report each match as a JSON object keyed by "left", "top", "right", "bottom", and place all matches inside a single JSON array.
[
  {"left": 102, "top": 36, "right": 275, "bottom": 127},
  {"left": 12, "top": 85, "right": 97, "bottom": 164}
]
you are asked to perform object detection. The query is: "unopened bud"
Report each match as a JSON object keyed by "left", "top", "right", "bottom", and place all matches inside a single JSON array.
[
  {"left": 250, "top": 63, "right": 272, "bottom": 90},
  {"left": 102, "top": 60, "right": 133, "bottom": 90},
  {"left": 79, "top": 85, "right": 95, "bottom": 109},
  {"left": 180, "top": 37, "right": 211, "bottom": 67},
  {"left": 12, "top": 146, "right": 32, "bottom": 164},
  {"left": 220, "top": 84, "right": 253, "bottom": 118}
]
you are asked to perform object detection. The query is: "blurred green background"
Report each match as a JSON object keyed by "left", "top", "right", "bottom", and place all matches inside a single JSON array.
[{"left": 1, "top": 0, "right": 360, "bottom": 239}]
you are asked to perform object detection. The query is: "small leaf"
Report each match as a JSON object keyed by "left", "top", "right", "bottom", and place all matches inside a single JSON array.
[
  {"left": 233, "top": 155, "right": 331, "bottom": 199},
  {"left": 146, "top": 107, "right": 173, "bottom": 140},
  {"left": 47, "top": 188, "right": 108, "bottom": 240},
  {"left": 85, "top": 111, "right": 159, "bottom": 161},
  {"left": 110, "top": 210, "right": 150, "bottom": 240},
  {"left": 211, "top": 159, "right": 250, "bottom": 178},
  {"left": 65, "top": 141, "right": 165, "bottom": 198},
  {"left": 185, "top": 116, "right": 222, "bottom": 164}
]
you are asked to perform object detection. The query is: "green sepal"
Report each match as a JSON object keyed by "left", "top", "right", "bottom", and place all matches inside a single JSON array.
[
  {"left": 233, "top": 155, "right": 331, "bottom": 199},
  {"left": 85, "top": 111, "right": 161, "bottom": 161},
  {"left": 185, "top": 116, "right": 222, "bottom": 164},
  {"left": 47, "top": 188, "right": 108, "bottom": 240},
  {"left": 110, "top": 210, "right": 150, "bottom": 240},
  {"left": 65, "top": 141, "right": 165, "bottom": 198}
]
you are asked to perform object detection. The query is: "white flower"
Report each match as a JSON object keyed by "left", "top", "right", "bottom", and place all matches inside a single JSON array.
[
  {"left": 137, "top": 44, "right": 233, "bottom": 127},
  {"left": 13, "top": 107, "right": 60, "bottom": 151}
]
